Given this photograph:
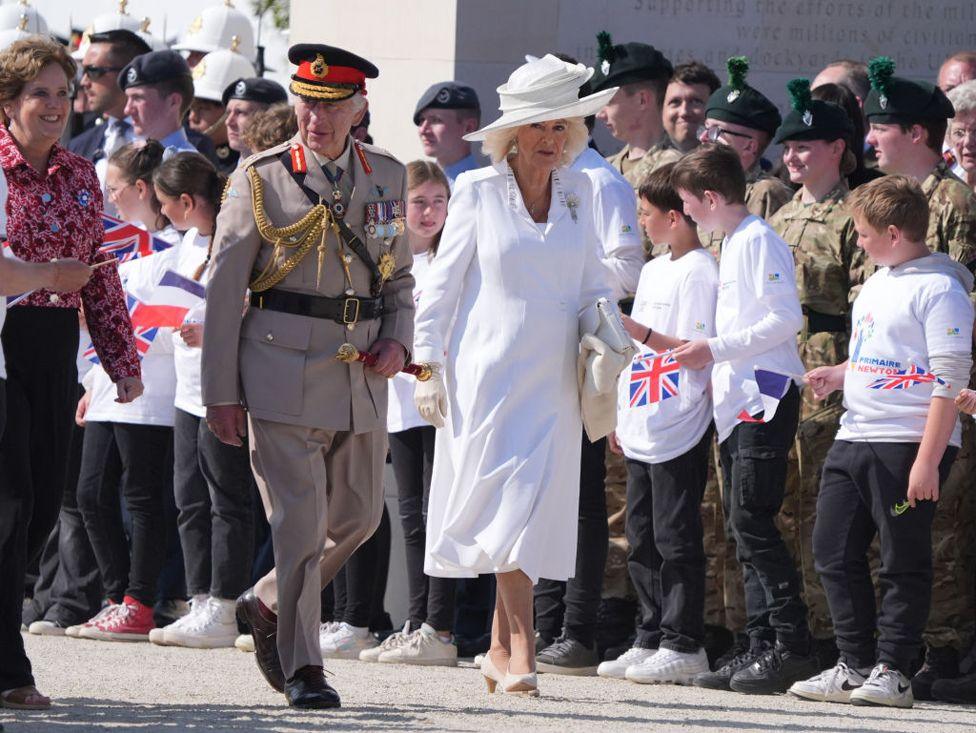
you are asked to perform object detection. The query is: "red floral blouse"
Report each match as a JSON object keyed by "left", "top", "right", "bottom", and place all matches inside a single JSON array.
[{"left": 0, "top": 124, "right": 139, "bottom": 382}]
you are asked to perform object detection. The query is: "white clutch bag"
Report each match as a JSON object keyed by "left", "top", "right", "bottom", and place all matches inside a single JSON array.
[{"left": 578, "top": 298, "right": 636, "bottom": 440}]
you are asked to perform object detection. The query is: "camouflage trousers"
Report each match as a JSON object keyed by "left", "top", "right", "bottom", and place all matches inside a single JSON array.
[
  {"left": 604, "top": 444, "right": 634, "bottom": 601},
  {"left": 702, "top": 436, "right": 746, "bottom": 631}
]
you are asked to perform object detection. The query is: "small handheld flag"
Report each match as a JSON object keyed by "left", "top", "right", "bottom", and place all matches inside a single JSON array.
[
  {"left": 100, "top": 214, "right": 174, "bottom": 262},
  {"left": 629, "top": 351, "right": 680, "bottom": 408},
  {"left": 737, "top": 367, "right": 793, "bottom": 424}
]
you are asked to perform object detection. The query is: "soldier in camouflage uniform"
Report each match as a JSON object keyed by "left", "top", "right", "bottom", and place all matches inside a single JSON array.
[
  {"left": 585, "top": 33, "right": 679, "bottom": 650},
  {"left": 698, "top": 58, "right": 793, "bottom": 258},
  {"left": 768, "top": 79, "right": 868, "bottom": 650},
  {"left": 863, "top": 56, "right": 976, "bottom": 699}
]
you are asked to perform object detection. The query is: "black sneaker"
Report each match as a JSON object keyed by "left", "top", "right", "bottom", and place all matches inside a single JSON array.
[
  {"left": 713, "top": 633, "right": 749, "bottom": 671},
  {"left": 932, "top": 670, "right": 976, "bottom": 704},
  {"left": 536, "top": 636, "right": 600, "bottom": 676},
  {"left": 693, "top": 641, "right": 770, "bottom": 690},
  {"left": 912, "top": 645, "right": 959, "bottom": 701},
  {"left": 729, "top": 642, "right": 820, "bottom": 695}
]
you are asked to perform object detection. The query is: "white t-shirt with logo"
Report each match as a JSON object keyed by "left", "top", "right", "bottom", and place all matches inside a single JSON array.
[
  {"left": 838, "top": 255, "right": 975, "bottom": 446},
  {"left": 707, "top": 215, "right": 805, "bottom": 443},
  {"left": 388, "top": 252, "right": 431, "bottom": 433},
  {"left": 616, "top": 248, "right": 718, "bottom": 464}
]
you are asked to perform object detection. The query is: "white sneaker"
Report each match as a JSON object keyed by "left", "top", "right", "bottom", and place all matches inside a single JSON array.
[
  {"left": 625, "top": 647, "right": 709, "bottom": 685},
  {"left": 163, "top": 596, "right": 238, "bottom": 648},
  {"left": 235, "top": 634, "right": 255, "bottom": 653},
  {"left": 378, "top": 623, "right": 457, "bottom": 666},
  {"left": 850, "top": 664, "right": 914, "bottom": 708},
  {"left": 597, "top": 647, "right": 657, "bottom": 679},
  {"left": 320, "top": 622, "right": 377, "bottom": 659},
  {"left": 789, "top": 661, "right": 868, "bottom": 703},
  {"left": 28, "top": 620, "right": 68, "bottom": 636},
  {"left": 150, "top": 595, "right": 207, "bottom": 646},
  {"left": 360, "top": 621, "right": 413, "bottom": 662}
]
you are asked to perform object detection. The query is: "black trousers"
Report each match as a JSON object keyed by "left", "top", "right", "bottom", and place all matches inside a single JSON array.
[
  {"left": 0, "top": 307, "right": 78, "bottom": 691},
  {"left": 331, "top": 503, "right": 392, "bottom": 629},
  {"left": 390, "top": 426, "right": 456, "bottom": 632},
  {"left": 173, "top": 408, "right": 255, "bottom": 599},
  {"left": 626, "top": 424, "right": 713, "bottom": 653},
  {"left": 24, "top": 384, "right": 104, "bottom": 627},
  {"left": 719, "top": 384, "right": 809, "bottom": 652},
  {"left": 534, "top": 433, "right": 608, "bottom": 647},
  {"left": 814, "top": 440, "right": 957, "bottom": 674},
  {"left": 78, "top": 421, "right": 173, "bottom": 606}
]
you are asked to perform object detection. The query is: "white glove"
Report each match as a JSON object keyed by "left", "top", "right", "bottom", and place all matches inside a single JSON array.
[{"left": 414, "top": 364, "right": 448, "bottom": 428}]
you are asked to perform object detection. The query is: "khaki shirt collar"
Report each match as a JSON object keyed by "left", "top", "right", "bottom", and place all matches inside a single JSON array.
[{"left": 310, "top": 141, "right": 352, "bottom": 177}]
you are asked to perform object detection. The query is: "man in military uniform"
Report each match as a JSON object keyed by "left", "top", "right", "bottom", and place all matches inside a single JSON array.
[
  {"left": 698, "top": 57, "right": 794, "bottom": 257},
  {"left": 202, "top": 43, "right": 414, "bottom": 709},
  {"left": 768, "top": 83, "right": 867, "bottom": 660},
  {"left": 864, "top": 56, "right": 976, "bottom": 699}
]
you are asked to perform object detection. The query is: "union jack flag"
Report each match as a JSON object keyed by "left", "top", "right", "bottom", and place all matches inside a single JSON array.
[
  {"left": 84, "top": 294, "right": 165, "bottom": 363},
  {"left": 629, "top": 351, "right": 680, "bottom": 407},
  {"left": 867, "top": 364, "right": 946, "bottom": 390},
  {"left": 100, "top": 214, "right": 174, "bottom": 262}
]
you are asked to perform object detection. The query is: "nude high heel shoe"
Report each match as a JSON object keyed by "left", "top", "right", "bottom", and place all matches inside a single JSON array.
[
  {"left": 481, "top": 651, "right": 505, "bottom": 693},
  {"left": 503, "top": 669, "right": 540, "bottom": 697}
]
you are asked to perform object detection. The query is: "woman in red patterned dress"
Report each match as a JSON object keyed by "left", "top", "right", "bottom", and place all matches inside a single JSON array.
[{"left": 0, "top": 36, "right": 142, "bottom": 710}]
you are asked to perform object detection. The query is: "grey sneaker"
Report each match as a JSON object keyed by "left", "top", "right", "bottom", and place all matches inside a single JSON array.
[{"left": 536, "top": 636, "right": 599, "bottom": 676}]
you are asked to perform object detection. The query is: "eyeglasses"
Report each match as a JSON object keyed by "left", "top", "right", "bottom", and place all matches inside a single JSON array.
[
  {"left": 82, "top": 65, "right": 123, "bottom": 80},
  {"left": 950, "top": 127, "right": 976, "bottom": 144},
  {"left": 698, "top": 124, "right": 754, "bottom": 143}
]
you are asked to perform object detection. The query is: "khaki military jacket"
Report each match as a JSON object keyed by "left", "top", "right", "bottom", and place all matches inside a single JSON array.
[
  {"left": 201, "top": 133, "right": 414, "bottom": 432},
  {"left": 922, "top": 160, "right": 976, "bottom": 270},
  {"left": 704, "top": 164, "right": 794, "bottom": 258}
]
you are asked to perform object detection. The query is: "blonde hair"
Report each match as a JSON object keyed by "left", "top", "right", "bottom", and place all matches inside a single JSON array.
[
  {"left": 0, "top": 35, "right": 76, "bottom": 125},
  {"left": 847, "top": 175, "right": 928, "bottom": 243},
  {"left": 482, "top": 117, "right": 588, "bottom": 166}
]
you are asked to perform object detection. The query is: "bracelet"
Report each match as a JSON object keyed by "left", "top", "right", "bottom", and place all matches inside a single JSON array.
[{"left": 642, "top": 326, "right": 653, "bottom": 345}]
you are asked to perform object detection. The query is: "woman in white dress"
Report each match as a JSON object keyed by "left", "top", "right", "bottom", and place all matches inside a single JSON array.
[{"left": 413, "top": 55, "right": 617, "bottom": 696}]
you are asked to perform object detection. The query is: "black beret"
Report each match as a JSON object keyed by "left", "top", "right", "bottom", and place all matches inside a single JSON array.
[
  {"left": 222, "top": 77, "right": 288, "bottom": 107},
  {"left": 864, "top": 57, "right": 955, "bottom": 124},
  {"left": 589, "top": 32, "right": 672, "bottom": 94},
  {"left": 413, "top": 82, "right": 480, "bottom": 125},
  {"left": 773, "top": 78, "right": 854, "bottom": 144},
  {"left": 119, "top": 50, "right": 191, "bottom": 91},
  {"left": 88, "top": 29, "right": 152, "bottom": 57},
  {"left": 705, "top": 57, "right": 781, "bottom": 136},
  {"left": 288, "top": 43, "right": 377, "bottom": 100}
]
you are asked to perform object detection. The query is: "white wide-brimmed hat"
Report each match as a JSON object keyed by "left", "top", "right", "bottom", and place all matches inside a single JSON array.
[{"left": 464, "top": 54, "right": 617, "bottom": 141}]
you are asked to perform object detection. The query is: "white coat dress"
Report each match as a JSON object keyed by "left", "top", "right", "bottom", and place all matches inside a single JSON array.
[{"left": 412, "top": 161, "right": 611, "bottom": 583}]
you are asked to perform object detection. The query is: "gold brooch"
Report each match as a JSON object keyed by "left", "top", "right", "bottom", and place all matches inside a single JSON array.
[{"left": 378, "top": 252, "right": 396, "bottom": 281}]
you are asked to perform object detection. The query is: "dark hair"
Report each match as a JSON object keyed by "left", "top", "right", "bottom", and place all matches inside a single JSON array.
[
  {"left": 91, "top": 31, "right": 152, "bottom": 69},
  {"left": 109, "top": 139, "right": 166, "bottom": 230},
  {"left": 406, "top": 160, "right": 451, "bottom": 257},
  {"left": 149, "top": 75, "right": 195, "bottom": 117},
  {"left": 808, "top": 83, "right": 859, "bottom": 176},
  {"left": 670, "top": 143, "right": 746, "bottom": 204},
  {"left": 671, "top": 61, "right": 721, "bottom": 94},
  {"left": 153, "top": 152, "right": 225, "bottom": 279},
  {"left": 638, "top": 163, "right": 692, "bottom": 225},
  {"left": 898, "top": 118, "right": 949, "bottom": 155},
  {"left": 622, "top": 78, "right": 668, "bottom": 109},
  {"left": 821, "top": 59, "right": 870, "bottom": 100}
]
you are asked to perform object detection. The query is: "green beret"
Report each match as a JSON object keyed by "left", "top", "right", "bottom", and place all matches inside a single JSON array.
[
  {"left": 864, "top": 57, "right": 955, "bottom": 123},
  {"left": 589, "top": 31, "right": 672, "bottom": 94},
  {"left": 704, "top": 57, "right": 781, "bottom": 136},
  {"left": 773, "top": 78, "right": 854, "bottom": 144}
]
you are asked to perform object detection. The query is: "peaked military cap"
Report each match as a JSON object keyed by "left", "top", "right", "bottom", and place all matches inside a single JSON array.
[
  {"left": 222, "top": 77, "right": 288, "bottom": 107},
  {"left": 705, "top": 57, "right": 781, "bottom": 136},
  {"left": 119, "top": 50, "right": 191, "bottom": 91},
  {"left": 864, "top": 57, "right": 955, "bottom": 123},
  {"left": 589, "top": 31, "right": 672, "bottom": 93},
  {"left": 413, "top": 82, "right": 480, "bottom": 125},
  {"left": 288, "top": 43, "right": 378, "bottom": 101},
  {"left": 89, "top": 29, "right": 152, "bottom": 56},
  {"left": 773, "top": 78, "right": 854, "bottom": 144}
]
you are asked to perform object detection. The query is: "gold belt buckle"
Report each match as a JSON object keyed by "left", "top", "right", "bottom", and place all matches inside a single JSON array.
[{"left": 342, "top": 297, "right": 360, "bottom": 324}]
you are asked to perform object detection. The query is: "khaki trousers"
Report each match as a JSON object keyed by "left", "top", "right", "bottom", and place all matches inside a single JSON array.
[{"left": 249, "top": 416, "right": 386, "bottom": 678}]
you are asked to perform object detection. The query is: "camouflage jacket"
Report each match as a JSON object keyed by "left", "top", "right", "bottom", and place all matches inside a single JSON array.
[
  {"left": 703, "top": 163, "right": 794, "bottom": 258},
  {"left": 922, "top": 160, "right": 976, "bottom": 270},
  {"left": 606, "top": 136, "right": 682, "bottom": 190}
]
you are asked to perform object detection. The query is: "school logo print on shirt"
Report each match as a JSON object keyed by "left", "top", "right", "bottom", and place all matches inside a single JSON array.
[
  {"left": 629, "top": 351, "right": 680, "bottom": 407},
  {"left": 849, "top": 312, "right": 875, "bottom": 366}
]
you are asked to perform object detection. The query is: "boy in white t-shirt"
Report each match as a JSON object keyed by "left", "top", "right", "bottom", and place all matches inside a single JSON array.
[
  {"left": 670, "top": 144, "right": 816, "bottom": 695},
  {"left": 598, "top": 164, "right": 718, "bottom": 685},
  {"left": 797, "top": 176, "right": 974, "bottom": 708}
]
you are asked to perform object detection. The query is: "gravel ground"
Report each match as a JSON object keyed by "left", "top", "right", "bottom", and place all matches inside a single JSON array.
[{"left": 2, "top": 634, "right": 975, "bottom": 732}]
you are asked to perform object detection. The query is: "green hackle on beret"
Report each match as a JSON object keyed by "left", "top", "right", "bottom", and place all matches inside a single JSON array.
[
  {"left": 867, "top": 57, "right": 896, "bottom": 96},
  {"left": 786, "top": 78, "right": 812, "bottom": 114},
  {"left": 727, "top": 56, "right": 749, "bottom": 91},
  {"left": 596, "top": 31, "right": 615, "bottom": 64}
]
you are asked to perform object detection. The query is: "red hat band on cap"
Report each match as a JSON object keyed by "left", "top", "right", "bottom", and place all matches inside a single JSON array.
[{"left": 296, "top": 60, "right": 366, "bottom": 88}]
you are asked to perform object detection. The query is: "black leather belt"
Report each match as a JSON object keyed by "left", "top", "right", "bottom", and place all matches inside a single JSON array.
[
  {"left": 803, "top": 307, "right": 847, "bottom": 335},
  {"left": 250, "top": 290, "right": 383, "bottom": 325}
]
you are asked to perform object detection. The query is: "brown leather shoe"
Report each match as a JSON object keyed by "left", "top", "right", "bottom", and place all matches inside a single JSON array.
[
  {"left": 236, "top": 589, "right": 285, "bottom": 692},
  {"left": 285, "top": 665, "right": 341, "bottom": 709}
]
